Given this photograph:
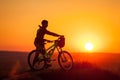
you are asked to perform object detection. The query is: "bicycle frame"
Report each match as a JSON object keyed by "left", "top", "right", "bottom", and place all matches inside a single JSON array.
[
  {"left": 44, "top": 41, "right": 62, "bottom": 59},
  {"left": 28, "top": 36, "right": 73, "bottom": 71}
]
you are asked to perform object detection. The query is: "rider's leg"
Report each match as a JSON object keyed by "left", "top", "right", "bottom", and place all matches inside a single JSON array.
[
  {"left": 43, "top": 46, "right": 52, "bottom": 67},
  {"left": 32, "top": 44, "right": 41, "bottom": 66}
]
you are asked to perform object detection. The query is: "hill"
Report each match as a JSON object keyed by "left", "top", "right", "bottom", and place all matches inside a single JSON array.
[{"left": 0, "top": 51, "right": 120, "bottom": 80}]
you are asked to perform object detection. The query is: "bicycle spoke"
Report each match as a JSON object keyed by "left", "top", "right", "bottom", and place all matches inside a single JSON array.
[
  {"left": 28, "top": 50, "right": 46, "bottom": 71},
  {"left": 58, "top": 51, "right": 73, "bottom": 71}
]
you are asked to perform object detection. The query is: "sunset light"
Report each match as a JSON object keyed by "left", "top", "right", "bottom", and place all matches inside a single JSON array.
[
  {"left": 0, "top": 0, "right": 120, "bottom": 53},
  {"left": 0, "top": 1, "right": 120, "bottom": 80},
  {"left": 85, "top": 42, "right": 94, "bottom": 51}
]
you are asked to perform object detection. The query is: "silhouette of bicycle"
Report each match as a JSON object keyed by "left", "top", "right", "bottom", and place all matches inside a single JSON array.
[{"left": 28, "top": 36, "right": 73, "bottom": 71}]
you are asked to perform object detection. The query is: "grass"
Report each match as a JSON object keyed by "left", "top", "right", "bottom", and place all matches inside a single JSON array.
[
  {"left": 1, "top": 61, "right": 120, "bottom": 80},
  {"left": 37, "top": 62, "right": 120, "bottom": 80},
  {"left": 0, "top": 51, "right": 120, "bottom": 80}
]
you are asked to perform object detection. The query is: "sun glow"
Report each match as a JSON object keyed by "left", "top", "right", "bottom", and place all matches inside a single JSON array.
[{"left": 85, "top": 42, "right": 94, "bottom": 51}]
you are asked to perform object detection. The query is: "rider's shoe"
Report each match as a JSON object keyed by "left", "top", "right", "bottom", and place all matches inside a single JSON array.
[
  {"left": 45, "top": 57, "right": 51, "bottom": 62},
  {"left": 45, "top": 63, "right": 52, "bottom": 68}
]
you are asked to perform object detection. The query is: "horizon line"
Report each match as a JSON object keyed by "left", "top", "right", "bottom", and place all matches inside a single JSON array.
[{"left": 0, "top": 50, "right": 120, "bottom": 54}]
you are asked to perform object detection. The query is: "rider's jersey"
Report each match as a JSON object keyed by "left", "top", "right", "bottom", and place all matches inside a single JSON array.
[{"left": 34, "top": 26, "right": 59, "bottom": 45}]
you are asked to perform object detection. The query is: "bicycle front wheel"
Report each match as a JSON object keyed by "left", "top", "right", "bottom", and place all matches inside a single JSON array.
[
  {"left": 28, "top": 50, "right": 46, "bottom": 71},
  {"left": 58, "top": 51, "right": 73, "bottom": 71}
]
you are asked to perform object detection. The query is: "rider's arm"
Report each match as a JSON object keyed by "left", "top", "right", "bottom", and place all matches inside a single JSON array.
[
  {"left": 44, "top": 39, "right": 53, "bottom": 43},
  {"left": 46, "top": 30, "right": 60, "bottom": 37}
]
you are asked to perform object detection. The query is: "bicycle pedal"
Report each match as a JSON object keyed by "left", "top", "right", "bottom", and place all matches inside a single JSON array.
[
  {"left": 44, "top": 58, "right": 50, "bottom": 61},
  {"left": 45, "top": 64, "right": 52, "bottom": 69},
  {"left": 51, "top": 59, "right": 56, "bottom": 61}
]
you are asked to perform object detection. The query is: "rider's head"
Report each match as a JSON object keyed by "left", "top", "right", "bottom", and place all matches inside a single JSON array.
[{"left": 41, "top": 20, "right": 48, "bottom": 28}]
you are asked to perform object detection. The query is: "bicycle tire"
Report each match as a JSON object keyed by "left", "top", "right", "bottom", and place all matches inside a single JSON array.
[
  {"left": 58, "top": 51, "right": 73, "bottom": 71},
  {"left": 28, "top": 50, "right": 46, "bottom": 71}
]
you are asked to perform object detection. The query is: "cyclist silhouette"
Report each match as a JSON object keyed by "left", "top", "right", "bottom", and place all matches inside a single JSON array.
[{"left": 33, "top": 20, "right": 61, "bottom": 67}]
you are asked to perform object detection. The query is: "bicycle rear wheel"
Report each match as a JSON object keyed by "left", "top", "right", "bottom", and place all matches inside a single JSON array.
[
  {"left": 58, "top": 51, "right": 73, "bottom": 71},
  {"left": 28, "top": 50, "right": 46, "bottom": 71}
]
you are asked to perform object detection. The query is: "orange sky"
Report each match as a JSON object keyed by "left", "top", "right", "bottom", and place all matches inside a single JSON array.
[{"left": 0, "top": 0, "right": 120, "bottom": 53}]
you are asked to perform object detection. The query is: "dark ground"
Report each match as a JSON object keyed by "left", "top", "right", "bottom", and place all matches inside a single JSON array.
[{"left": 0, "top": 51, "right": 120, "bottom": 80}]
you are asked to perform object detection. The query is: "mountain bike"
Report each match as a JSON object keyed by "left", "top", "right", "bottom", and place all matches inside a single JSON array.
[{"left": 28, "top": 36, "right": 73, "bottom": 71}]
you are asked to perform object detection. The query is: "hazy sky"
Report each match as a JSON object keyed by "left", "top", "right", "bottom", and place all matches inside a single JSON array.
[{"left": 0, "top": 0, "right": 120, "bottom": 53}]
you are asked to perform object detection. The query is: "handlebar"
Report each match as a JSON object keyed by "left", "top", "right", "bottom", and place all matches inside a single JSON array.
[
  {"left": 44, "top": 35, "right": 64, "bottom": 44},
  {"left": 44, "top": 35, "right": 65, "bottom": 48}
]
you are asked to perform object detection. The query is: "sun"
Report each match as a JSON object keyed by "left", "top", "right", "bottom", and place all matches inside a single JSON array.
[{"left": 85, "top": 42, "right": 94, "bottom": 51}]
